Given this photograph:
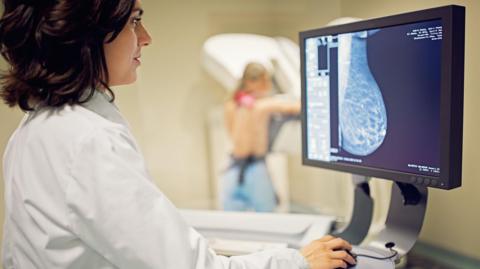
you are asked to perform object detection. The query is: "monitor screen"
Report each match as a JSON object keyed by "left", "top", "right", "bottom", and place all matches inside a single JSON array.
[{"left": 300, "top": 6, "right": 465, "bottom": 189}]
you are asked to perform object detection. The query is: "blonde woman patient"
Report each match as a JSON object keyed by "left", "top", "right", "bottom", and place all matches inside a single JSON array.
[
  {"left": 223, "top": 62, "right": 301, "bottom": 212},
  {"left": 0, "top": 0, "right": 355, "bottom": 268}
]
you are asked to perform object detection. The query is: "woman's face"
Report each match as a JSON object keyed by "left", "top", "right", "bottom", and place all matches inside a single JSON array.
[{"left": 104, "top": 0, "right": 151, "bottom": 86}]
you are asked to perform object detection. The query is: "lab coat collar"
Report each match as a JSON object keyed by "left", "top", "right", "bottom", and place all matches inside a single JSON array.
[{"left": 80, "top": 90, "right": 129, "bottom": 127}]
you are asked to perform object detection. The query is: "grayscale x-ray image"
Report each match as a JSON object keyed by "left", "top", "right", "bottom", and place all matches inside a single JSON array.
[
  {"left": 338, "top": 30, "right": 387, "bottom": 156},
  {"left": 305, "top": 19, "right": 442, "bottom": 176}
]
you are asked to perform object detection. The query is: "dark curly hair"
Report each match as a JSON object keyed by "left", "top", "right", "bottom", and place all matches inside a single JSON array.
[{"left": 0, "top": 0, "right": 135, "bottom": 111}]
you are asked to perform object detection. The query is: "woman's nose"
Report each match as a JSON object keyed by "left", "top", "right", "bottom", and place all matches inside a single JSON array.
[{"left": 138, "top": 24, "right": 152, "bottom": 47}]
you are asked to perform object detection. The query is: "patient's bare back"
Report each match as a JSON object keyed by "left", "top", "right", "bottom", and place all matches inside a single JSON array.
[{"left": 225, "top": 98, "right": 300, "bottom": 158}]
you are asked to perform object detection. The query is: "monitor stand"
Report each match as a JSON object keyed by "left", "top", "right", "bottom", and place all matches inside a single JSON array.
[{"left": 333, "top": 175, "right": 428, "bottom": 269}]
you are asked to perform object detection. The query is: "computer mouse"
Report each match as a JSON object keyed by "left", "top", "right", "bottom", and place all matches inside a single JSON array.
[
  {"left": 346, "top": 249, "right": 358, "bottom": 260},
  {"left": 346, "top": 249, "right": 358, "bottom": 268},
  {"left": 335, "top": 249, "right": 357, "bottom": 269}
]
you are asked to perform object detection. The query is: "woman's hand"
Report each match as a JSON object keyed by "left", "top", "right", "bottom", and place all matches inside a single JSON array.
[{"left": 300, "top": 235, "right": 356, "bottom": 269}]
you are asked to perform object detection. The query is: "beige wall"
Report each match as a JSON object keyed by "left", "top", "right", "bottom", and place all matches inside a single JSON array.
[
  {"left": 1, "top": 0, "right": 479, "bottom": 264},
  {"left": 340, "top": 0, "right": 480, "bottom": 259}
]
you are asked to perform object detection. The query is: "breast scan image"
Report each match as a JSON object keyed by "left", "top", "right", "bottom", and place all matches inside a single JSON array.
[{"left": 338, "top": 30, "right": 387, "bottom": 156}]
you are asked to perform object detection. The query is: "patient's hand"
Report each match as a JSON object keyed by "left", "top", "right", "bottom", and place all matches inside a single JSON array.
[{"left": 300, "top": 235, "right": 356, "bottom": 269}]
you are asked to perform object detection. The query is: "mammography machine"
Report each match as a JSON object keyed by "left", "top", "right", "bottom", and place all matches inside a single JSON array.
[{"left": 202, "top": 33, "right": 305, "bottom": 213}]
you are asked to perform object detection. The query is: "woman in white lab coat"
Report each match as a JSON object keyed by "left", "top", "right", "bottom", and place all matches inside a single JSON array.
[{"left": 0, "top": 0, "right": 356, "bottom": 268}]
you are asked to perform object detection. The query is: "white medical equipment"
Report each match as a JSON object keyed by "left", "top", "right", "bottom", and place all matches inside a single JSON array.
[{"left": 203, "top": 33, "right": 304, "bottom": 213}]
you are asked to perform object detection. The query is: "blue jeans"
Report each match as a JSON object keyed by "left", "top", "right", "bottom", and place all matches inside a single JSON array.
[{"left": 222, "top": 157, "right": 277, "bottom": 212}]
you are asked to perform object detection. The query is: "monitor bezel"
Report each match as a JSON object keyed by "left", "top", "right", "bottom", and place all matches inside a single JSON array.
[{"left": 300, "top": 5, "right": 465, "bottom": 190}]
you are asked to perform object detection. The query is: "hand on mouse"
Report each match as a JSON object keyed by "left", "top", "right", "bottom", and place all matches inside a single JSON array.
[{"left": 300, "top": 235, "right": 357, "bottom": 269}]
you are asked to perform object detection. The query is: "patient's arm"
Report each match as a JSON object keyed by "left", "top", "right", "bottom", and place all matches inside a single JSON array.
[{"left": 256, "top": 98, "right": 301, "bottom": 115}]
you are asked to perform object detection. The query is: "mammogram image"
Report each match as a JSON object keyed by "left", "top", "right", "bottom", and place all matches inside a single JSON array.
[{"left": 338, "top": 30, "right": 387, "bottom": 156}]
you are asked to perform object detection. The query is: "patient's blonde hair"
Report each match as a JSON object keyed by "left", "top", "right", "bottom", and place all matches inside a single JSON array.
[{"left": 236, "top": 62, "right": 269, "bottom": 92}]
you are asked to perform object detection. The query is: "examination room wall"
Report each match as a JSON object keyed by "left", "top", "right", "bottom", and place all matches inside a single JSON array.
[{"left": 340, "top": 0, "right": 480, "bottom": 260}]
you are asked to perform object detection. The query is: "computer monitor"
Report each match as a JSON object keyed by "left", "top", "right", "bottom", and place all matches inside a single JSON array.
[{"left": 300, "top": 5, "right": 465, "bottom": 190}]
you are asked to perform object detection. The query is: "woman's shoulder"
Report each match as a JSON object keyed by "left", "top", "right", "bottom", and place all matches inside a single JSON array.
[{"left": 20, "top": 104, "right": 128, "bottom": 149}]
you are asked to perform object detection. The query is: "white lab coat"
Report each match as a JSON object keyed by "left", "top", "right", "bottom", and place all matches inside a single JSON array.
[{"left": 2, "top": 91, "right": 309, "bottom": 269}]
